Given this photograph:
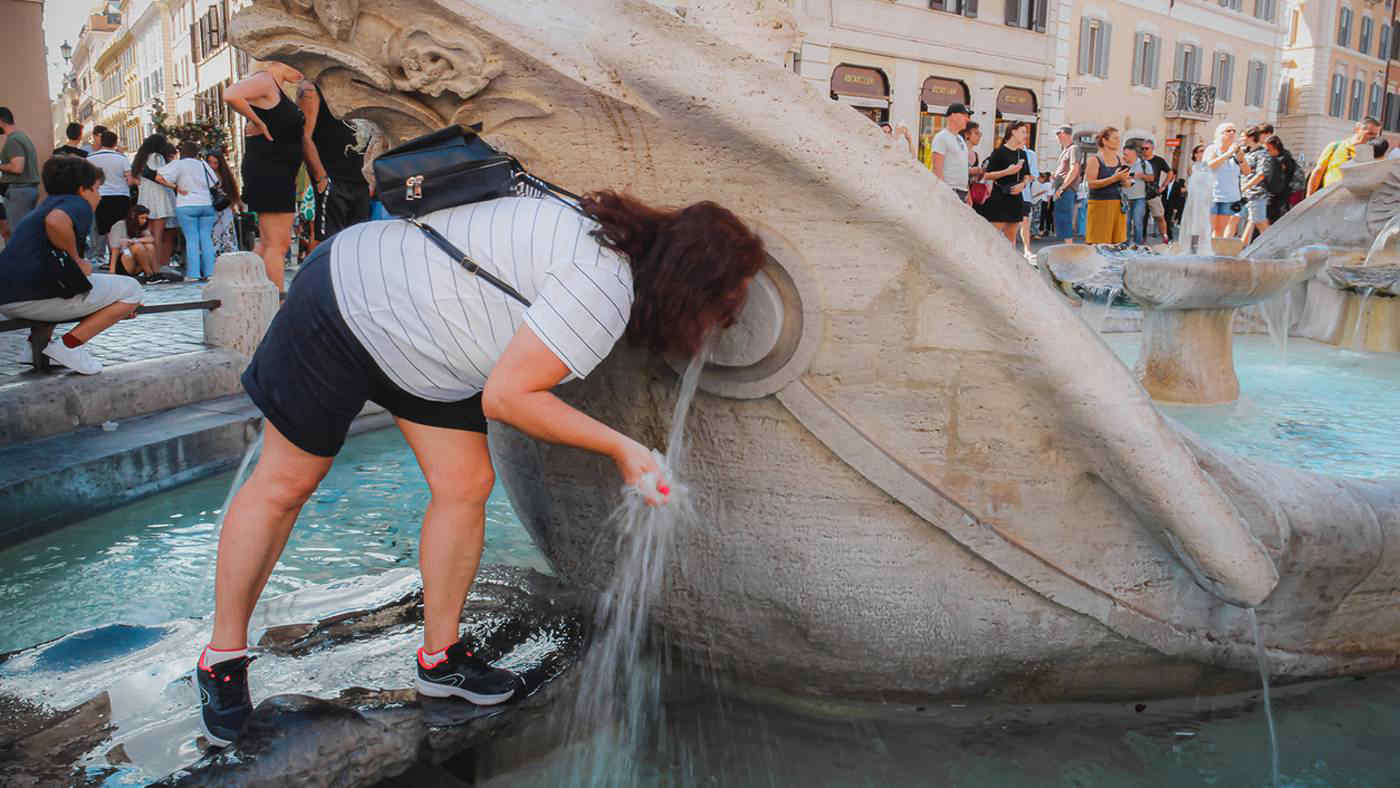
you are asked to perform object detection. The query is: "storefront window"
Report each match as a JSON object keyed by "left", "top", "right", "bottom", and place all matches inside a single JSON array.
[
  {"left": 830, "top": 64, "right": 891, "bottom": 124},
  {"left": 917, "top": 77, "right": 970, "bottom": 168}
]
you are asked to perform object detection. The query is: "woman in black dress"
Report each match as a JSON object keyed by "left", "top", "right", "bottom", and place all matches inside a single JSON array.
[
  {"left": 977, "top": 121, "right": 1033, "bottom": 244},
  {"left": 223, "top": 62, "right": 306, "bottom": 291}
]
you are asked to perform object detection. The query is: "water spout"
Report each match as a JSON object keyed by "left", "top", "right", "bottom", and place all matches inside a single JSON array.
[
  {"left": 1351, "top": 286, "right": 1376, "bottom": 351},
  {"left": 1247, "top": 608, "right": 1281, "bottom": 788}
]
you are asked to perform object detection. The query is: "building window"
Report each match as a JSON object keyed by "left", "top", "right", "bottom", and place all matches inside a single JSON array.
[
  {"left": 1218, "top": 0, "right": 1242, "bottom": 9},
  {"left": 1370, "top": 82, "right": 1383, "bottom": 118},
  {"left": 1253, "top": 0, "right": 1277, "bottom": 21},
  {"left": 1351, "top": 78, "right": 1364, "bottom": 120},
  {"left": 1330, "top": 73, "right": 1346, "bottom": 116},
  {"left": 1360, "top": 16, "right": 1373, "bottom": 55},
  {"left": 1131, "top": 33, "right": 1161, "bottom": 87},
  {"left": 1173, "top": 42, "right": 1203, "bottom": 83},
  {"left": 929, "top": 0, "right": 978, "bottom": 18},
  {"left": 1339, "top": 7, "right": 1353, "bottom": 48},
  {"left": 1211, "top": 52, "right": 1235, "bottom": 102},
  {"left": 1290, "top": 9, "right": 1301, "bottom": 45},
  {"left": 1078, "top": 18, "right": 1112, "bottom": 78},
  {"left": 1387, "top": 92, "right": 1400, "bottom": 131},
  {"left": 1244, "top": 60, "right": 1268, "bottom": 107},
  {"left": 1383, "top": 23, "right": 1392, "bottom": 61},
  {"left": 1004, "top": 0, "right": 1047, "bottom": 31},
  {"left": 192, "top": 0, "right": 230, "bottom": 62}
]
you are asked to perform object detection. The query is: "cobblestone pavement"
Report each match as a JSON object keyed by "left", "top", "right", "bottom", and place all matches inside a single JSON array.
[{"left": 1, "top": 279, "right": 216, "bottom": 382}]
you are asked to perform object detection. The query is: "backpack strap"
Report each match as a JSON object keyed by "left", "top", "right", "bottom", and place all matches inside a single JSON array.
[{"left": 406, "top": 218, "right": 532, "bottom": 308}]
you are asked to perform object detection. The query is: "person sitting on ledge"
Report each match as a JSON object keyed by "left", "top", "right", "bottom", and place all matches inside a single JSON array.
[
  {"left": 195, "top": 190, "right": 767, "bottom": 748},
  {"left": 108, "top": 204, "right": 159, "bottom": 280},
  {"left": 0, "top": 156, "right": 143, "bottom": 375}
]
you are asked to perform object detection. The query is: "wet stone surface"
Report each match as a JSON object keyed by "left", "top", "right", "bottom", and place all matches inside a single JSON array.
[
  {"left": 1328, "top": 265, "right": 1400, "bottom": 295},
  {"left": 0, "top": 565, "right": 583, "bottom": 788}
]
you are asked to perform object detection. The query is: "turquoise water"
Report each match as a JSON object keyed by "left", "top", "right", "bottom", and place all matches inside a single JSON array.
[
  {"left": 0, "top": 428, "right": 548, "bottom": 654},
  {"left": 1103, "top": 334, "right": 1400, "bottom": 479}
]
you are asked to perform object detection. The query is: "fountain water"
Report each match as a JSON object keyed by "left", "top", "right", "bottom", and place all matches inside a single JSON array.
[
  {"left": 563, "top": 345, "right": 710, "bottom": 787},
  {"left": 1351, "top": 286, "right": 1376, "bottom": 351},
  {"left": 1247, "top": 609, "right": 1281, "bottom": 788}
]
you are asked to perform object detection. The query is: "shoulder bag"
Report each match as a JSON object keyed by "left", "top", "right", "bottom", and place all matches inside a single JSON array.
[
  {"left": 372, "top": 125, "right": 589, "bottom": 306},
  {"left": 203, "top": 162, "right": 232, "bottom": 212},
  {"left": 44, "top": 245, "right": 93, "bottom": 298}
]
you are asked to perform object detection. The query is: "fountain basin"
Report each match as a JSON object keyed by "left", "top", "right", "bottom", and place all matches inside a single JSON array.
[{"left": 1043, "top": 245, "right": 1327, "bottom": 404}]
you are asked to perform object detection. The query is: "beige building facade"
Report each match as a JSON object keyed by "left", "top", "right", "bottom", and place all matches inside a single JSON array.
[
  {"left": 789, "top": 0, "right": 1065, "bottom": 168},
  {"left": 1060, "top": 0, "right": 1287, "bottom": 174},
  {"left": 3, "top": 0, "right": 57, "bottom": 168}
]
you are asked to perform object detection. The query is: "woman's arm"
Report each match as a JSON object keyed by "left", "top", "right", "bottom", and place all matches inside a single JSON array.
[
  {"left": 483, "top": 325, "right": 663, "bottom": 489},
  {"left": 296, "top": 80, "right": 330, "bottom": 191},
  {"left": 223, "top": 73, "right": 276, "bottom": 140},
  {"left": 1086, "top": 155, "right": 1126, "bottom": 189},
  {"left": 1205, "top": 145, "right": 1234, "bottom": 169},
  {"left": 984, "top": 156, "right": 1024, "bottom": 180},
  {"left": 45, "top": 209, "right": 92, "bottom": 276}
]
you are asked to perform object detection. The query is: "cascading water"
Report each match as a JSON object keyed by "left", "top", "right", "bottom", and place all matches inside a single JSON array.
[
  {"left": 562, "top": 343, "right": 711, "bottom": 787},
  {"left": 1351, "top": 286, "right": 1376, "bottom": 351},
  {"left": 1247, "top": 608, "right": 1281, "bottom": 788},
  {"left": 1080, "top": 285, "right": 1122, "bottom": 333},
  {"left": 1175, "top": 169, "right": 1217, "bottom": 257}
]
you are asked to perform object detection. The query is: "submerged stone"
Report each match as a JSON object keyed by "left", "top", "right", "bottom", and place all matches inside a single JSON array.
[{"left": 0, "top": 566, "right": 583, "bottom": 787}]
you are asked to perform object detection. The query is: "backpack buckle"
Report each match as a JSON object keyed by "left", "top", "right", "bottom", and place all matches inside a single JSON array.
[{"left": 406, "top": 175, "right": 424, "bottom": 201}]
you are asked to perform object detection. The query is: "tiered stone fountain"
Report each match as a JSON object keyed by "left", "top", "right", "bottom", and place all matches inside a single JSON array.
[{"left": 1040, "top": 244, "right": 1328, "bottom": 403}]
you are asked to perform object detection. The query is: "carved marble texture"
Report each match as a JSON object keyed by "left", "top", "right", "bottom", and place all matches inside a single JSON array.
[{"left": 232, "top": 0, "right": 1400, "bottom": 703}]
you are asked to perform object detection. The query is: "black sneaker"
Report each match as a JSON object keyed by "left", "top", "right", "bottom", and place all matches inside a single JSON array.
[
  {"left": 195, "top": 653, "right": 256, "bottom": 747},
  {"left": 415, "top": 641, "right": 518, "bottom": 705}
]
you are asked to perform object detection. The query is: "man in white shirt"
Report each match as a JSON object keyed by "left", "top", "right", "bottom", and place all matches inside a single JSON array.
[
  {"left": 929, "top": 103, "right": 972, "bottom": 204},
  {"left": 86, "top": 130, "right": 133, "bottom": 259}
]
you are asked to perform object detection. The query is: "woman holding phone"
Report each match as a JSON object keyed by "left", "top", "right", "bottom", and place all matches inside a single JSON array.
[
  {"left": 1083, "top": 126, "right": 1131, "bottom": 245},
  {"left": 977, "top": 121, "right": 1033, "bottom": 244}
]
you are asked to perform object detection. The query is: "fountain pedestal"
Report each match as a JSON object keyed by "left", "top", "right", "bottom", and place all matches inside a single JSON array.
[{"left": 1137, "top": 308, "right": 1240, "bottom": 404}]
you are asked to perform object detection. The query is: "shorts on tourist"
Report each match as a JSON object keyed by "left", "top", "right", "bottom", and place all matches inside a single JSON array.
[
  {"left": 1246, "top": 196, "right": 1270, "bottom": 225},
  {"left": 1147, "top": 196, "right": 1165, "bottom": 219},
  {"left": 1210, "top": 200, "right": 1239, "bottom": 217},
  {"left": 96, "top": 195, "right": 131, "bottom": 235},
  {"left": 241, "top": 244, "right": 488, "bottom": 458},
  {"left": 0, "top": 273, "right": 144, "bottom": 322},
  {"left": 1052, "top": 190, "right": 1077, "bottom": 240},
  {"left": 1084, "top": 199, "right": 1127, "bottom": 245}
]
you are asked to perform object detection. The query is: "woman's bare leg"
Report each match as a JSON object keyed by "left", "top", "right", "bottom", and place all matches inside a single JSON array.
[
  {"left": 256, "top": 212, "right": 295, "bottom": 291},
  {"left": 209, "top": 423, "right": 333, "bottom": 650},
  {"left": 150, "top": 218, "right": 172, "bottom": 269},
  {"left": 396, "top": 419, "right": 495, "bottom": 653}
]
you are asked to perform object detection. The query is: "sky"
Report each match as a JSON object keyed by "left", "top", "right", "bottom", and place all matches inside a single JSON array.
[{"left": 44, "top": 0, "right": 107, "bottom": 100}]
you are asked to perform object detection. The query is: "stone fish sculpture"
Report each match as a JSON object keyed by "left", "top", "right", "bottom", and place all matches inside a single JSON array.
[{"left": 232, "top": 0, "right": 1400, "bottom": 703}]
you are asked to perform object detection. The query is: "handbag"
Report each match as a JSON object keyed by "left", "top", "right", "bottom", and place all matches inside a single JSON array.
[
  {"left": 204, "top": 163, "right": 232, "bottom": 212},
  {"left": 970, "top": 181, "right": 990, "bottom": 206},
  {"left": 44, "top": 245, "right": 93, "bottom": 298},
  {"left": 373, "top": 125, "right": 585, "bottom": 306},
  {"left": 373, "top": 125, "right": 581, "bottom": 218}
]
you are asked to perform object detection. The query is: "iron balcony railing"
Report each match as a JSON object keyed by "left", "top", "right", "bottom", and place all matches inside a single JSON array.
[{"left": 1164, "top": 81, "right": 1217, "bottom": 120}]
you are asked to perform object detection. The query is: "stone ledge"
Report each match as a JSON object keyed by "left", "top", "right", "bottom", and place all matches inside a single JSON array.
[
  {"left": 0, "top": 349, "right": 250, "bottom": 446},
  {"left": 0, "top": 395, "right": 391, "bottom": 549}
]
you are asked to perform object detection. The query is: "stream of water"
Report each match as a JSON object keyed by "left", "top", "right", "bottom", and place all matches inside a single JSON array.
[
  {"left": 1248, "top": 608, "right": 1281, "bottom": 788},
  {"left": 562, "top": 346, "right": 710, "bottom": 787}
]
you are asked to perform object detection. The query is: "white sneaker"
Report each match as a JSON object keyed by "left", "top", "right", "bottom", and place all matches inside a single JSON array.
[{"left": 42, "top": 339, "right": 103, "bottom": 375}]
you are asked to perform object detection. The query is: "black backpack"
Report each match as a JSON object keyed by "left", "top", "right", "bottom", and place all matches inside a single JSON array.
[{"left": 1269, "top": 153, "right": 1295, "bottom": 196}]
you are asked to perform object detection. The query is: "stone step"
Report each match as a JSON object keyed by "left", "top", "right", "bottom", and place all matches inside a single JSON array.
[{"left": 0, "top": 394, "right": 391, "bottom": 549}]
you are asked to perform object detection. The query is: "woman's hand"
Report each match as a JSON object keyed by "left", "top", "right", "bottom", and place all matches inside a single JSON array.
[
  {"left": 611, "top": 435, "right": 662, "bottom": 490},
  {"left": 178, "top": 186, "right": 189, "bottom": 195},
  {"left": 250, "top": 120, "right": 273, "bottom": 141}
]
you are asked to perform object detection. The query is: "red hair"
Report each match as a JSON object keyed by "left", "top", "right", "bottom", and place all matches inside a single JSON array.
[{"left": 580, "top": 191, "right": 766, "bottom": 357}]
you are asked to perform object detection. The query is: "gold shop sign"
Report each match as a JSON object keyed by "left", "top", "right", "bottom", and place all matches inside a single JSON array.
[
  {"left": 996, "top": 87, "right": 1037, "bottom": 115},
  {"left": 830, "top": 65, "right": 889, "bottom": 100},
  {"left": 921, "top": 77, "right": 969, "bottom": 109}
]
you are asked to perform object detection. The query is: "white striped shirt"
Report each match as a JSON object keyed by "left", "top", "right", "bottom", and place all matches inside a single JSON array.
[{"left": 329, "top": 197, "right": 634, "bottom": 402}]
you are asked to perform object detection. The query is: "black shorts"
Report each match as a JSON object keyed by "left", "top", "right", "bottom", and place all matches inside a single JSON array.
[
  {"left": 96, "top": 196, "right": 130, "bottom": 235},
  {"left": 241, "top": 243, "right": 487, "bottom": 457}
]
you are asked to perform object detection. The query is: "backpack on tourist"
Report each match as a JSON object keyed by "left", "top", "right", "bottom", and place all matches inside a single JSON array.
[{"left": 1267, "top": 153, "right": 1292, "bottom": 197}]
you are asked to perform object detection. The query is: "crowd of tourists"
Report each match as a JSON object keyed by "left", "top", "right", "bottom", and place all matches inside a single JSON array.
[
  {"left": 912, "top": 104, "right": 1396, "bottom": 256},
  {"left": 0, "top": 61, "right": 379, "bottom": 375}
]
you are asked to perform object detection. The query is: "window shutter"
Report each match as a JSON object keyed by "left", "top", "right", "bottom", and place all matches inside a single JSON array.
[
  {"left": 965, "top": 0, "right": 979, "bottom": 19},
  {"left": 1191, "top": 50, "right": 1202, "bottom": 83},
  {"left": 1148, "top": 35, "right": 1160, "bottom": 88},
  {"left": 1034, "top": 0, "right": 1047, "bottom": 33},
  {"left": 1277, "top": 78, "right": 1289, "bottom": 115},
  {"left": 1226, "top": 55, "right": 1235, "bottom": 102},
  {"left": 1383, "top": 23, "right": 1392, "bottom": 60},
  {"left": 1078, "top": 18, "right": 1093, "bottom": 74},
  {"left": 190, "top": 21, "right": 197, "bottom": 63},
  {"left": 1095, "top": 22, "right": 1112, "bottom": 79},
  {"left": 1132, "top": 34, "right": 1143, "bottom": 85},
  {"left": 1006, "top": 0, "right": 1018, "bottom": 25},
  {"left": 1173, "top": 42, "right": 1185, "bottom": 81}
]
